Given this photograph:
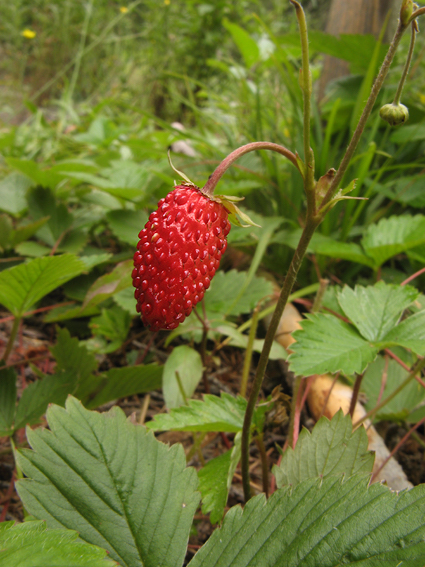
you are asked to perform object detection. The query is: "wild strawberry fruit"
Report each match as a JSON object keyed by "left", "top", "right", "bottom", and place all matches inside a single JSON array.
[{"left": 132, "top": 184, "right": 231, "bottom": 331}]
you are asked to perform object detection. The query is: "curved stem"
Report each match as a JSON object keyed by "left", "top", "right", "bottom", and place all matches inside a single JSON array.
[
  {"left": 241, "top": 215, "right": 320, "bottom": 501},
  {"left": 319, "top": 19, "right": 409, "bottom": 211},
  {"left": 393, "top": 22, "right": 416, "bottom": 105},
  {"left": 410, "top": 6, "right": 425, "bottom": 21},
  {"left": 202, "top": 142, "right": 299, "bottom": 196}
]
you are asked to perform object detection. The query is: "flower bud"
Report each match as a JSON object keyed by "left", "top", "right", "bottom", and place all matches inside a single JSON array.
[
  {"left": 400, "top": 0, "right": 413, "bottom": 25},
  {"left": 379, "top": 102, "right": 409, "bottom": 126}
]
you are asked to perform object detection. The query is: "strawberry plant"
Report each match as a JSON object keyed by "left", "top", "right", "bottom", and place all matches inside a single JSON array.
[{"left": 1, "top": 1, "right": 425, "bottom": 566}]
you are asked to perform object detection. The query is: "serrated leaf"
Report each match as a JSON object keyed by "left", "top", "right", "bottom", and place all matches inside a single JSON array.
[
  {"left": 85, "top": 364, "right": 163, "bottom": 409},
  {"left": 381, "top": 310, "right": 425, "bottom": 355},
  {"left": 147, "top": 393, "right": 247, "bottom": 432},
  {"left": 189, "top": 475, "right": 425, "bottom": 567},
  {"left": 0, "top": 365, "right": 17, "bottom": 436},
  {"left": 88, "top": 305, "right": 132, "bottom": 354},
  {"left": 337, "top": 281, "right": 419, "bottom": 342},
  {"left": 273, "top": 411, "right": 374, "bottom": 488},
  {"left": 205, "top": 270, "right": 273, "bottom": 317},
  {"left": 363, "top": 356, "right": 425, "bottom": 422},
  {"left": 0, "top": 255, "right": 87, "bottom": 317},
  {"left": 51, "top": 327, "right": 98, "bottom": 383},
  {"left": 0, "top": 521, "right": 116, "bottom": 566},
  {"left": 163, "top": 345, "right": 203, "bottom": 409},
  {"left": 362, "top": 214, "right": 425, "bottom": 268},
  {"left": 16, "top": 397, "right": 199, "bottom": 567},
  {"left": 289, "top": 313, "right": 379, "bottom": 376}
]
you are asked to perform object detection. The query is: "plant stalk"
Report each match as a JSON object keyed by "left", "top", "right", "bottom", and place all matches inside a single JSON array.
[
  {"left": 240, "top": 306, "right": 260, "bottom": 398},
  {"left": 241, "top": 215, "right": 320, "bottom": 501},
  {"left": 319, "top": 18, "right": 409, "bottom": 211},
  {"left": 393, "top": 22, "right": 416, "bottom": 105}
]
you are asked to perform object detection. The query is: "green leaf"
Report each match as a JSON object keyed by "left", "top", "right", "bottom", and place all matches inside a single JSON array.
[
  {"left": 0, "top": 365, "right": 17, "bottom": 436},
  {"left": 0, "top": 521, "right": 116, "bottom": 566},
  {"left": 16, "top": 397, "right": 199, "bottom": 567},
  {"left": 106, "top": 210, "right": 148, "bottom": 247},
  {"left": 6, "top": 158, "right": 65, "bottom": 189},
  {"left": 215, "top": 325, "right": 287, "bottom": 360},
  {"left": 51, "top": 327, "right": 98, "bottom": 383},
  {"left": 188, "top": 475, "right": 425, "bottom": 567},
  {"left": 312, "top": 239, "right": 375, "bottom": 267},
  {"left": 83, "top": 260, "right": 132, "bottom": 309},
  {"left": 113, "top": 287, "right": 136, "bottom": 314},
  {"left": 147, "top": 393, "right": 247, "bottom": 432},
  {"left": 0, "top": 172, "right": 32, "bottom": 216},
  {"left": 163, "top": 345, "right": 203, "bottom": 409},
  {"left": 223, "top": 20, "right": 260, "bottom": 68},
  {"left": 88, "top": 305, "right": 132, "bottom": 354},
  {"left": 14, "top": 370, "right": 78, "bottom": 430},
  {"left": 27, "top": 186, "right": 74, "bottom": 246},
  {"left": 9, "top": 217, "right": 50, "bottom": 248},
  {"left": 362, "top": 215, "right": 425, "bottom": 268},
  {"left": 198, "top": 433, "right": 241, "bottom": 525},
  {"left": 85, "top": 364, "right": 163, "bottom": 409},
  {"left": 337, "top": 281, "right": 419, "bottom": 342},
  {"left": 205, "top": 270, "right": 273, "bottom": 317},
  {"left": 0, "top": 255, "right": 87, "bottom": 317},
  {"left": 363, "top": 356, "right": 425, "bottom": 422},
  {"left": 273, "top": 411, "right": 374, "bottom": 488},
  {"left": 381, "top": 310, "right": 425, "bottom": 355},
  {"left": 289, "top": 314, "right": 379, "bottom": 376}
]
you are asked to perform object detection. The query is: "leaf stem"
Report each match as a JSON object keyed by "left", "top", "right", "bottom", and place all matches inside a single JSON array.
[
  {"left": 319, "top": 18, "right": 409, "bottom": 211},
  {"left": 393, "top": 22, "right": 416, "bottom": 105},
  {"left": 240, "top": 306, "right": 260, "bottom": 398},
  {"left": 255, "top": 434, "right": 269, "bottom": 496},
  {"left": 2, "top": 316, "right": 20, "bottom": 365},
  {"left": 202, "top": 142, "right": 300, "bottom": 196}
]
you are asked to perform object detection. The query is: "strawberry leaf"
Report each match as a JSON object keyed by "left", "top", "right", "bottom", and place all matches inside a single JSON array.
[{"left": 16, "top": 397, "right": 199, "bottom": 567}]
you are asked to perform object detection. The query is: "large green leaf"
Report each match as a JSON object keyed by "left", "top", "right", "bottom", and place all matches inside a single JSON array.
[
  {"left": 273, "top": 411, "right": 374, "bottom": 488},
  {"left": 0, "top": 255, "right": 86, "bottom": 317},
  {"left": 361, "top": 215, "right": 425, "bottom": 268},
  {"left": 289, "top": 314, "right": 378, "bottom": 376},
  {"left": 163, "top": 345, "right": 204, "bottom": 408},
  {"left": 86, "top": 364, "right": 163, "bottom": 409},
  {"left": 16, "top": 397, "right": 199, "bottom": 567},
  {"left": 147, "top": 393, "right": 247, "bottom": 433},
  {"left": 362, "top": 356, "right": 425, "bottom": 422},
  {"left": 337, "top": 282, "right": 419, "bottom": 342},
  {"left": 223, "top": 20, "right": 260, "bottom": 68},
  {"left": 0, "top": 521, "right": 115, "bottom": 567},
  {"left": 189, "top": 475, "right": 425, "bottom": 567},
  {"left": 381, "top": 310, "right": 425, "bottom": 356}
]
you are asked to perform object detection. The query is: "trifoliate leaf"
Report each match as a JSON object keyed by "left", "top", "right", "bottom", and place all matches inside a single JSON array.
[
  {"left": 289, "top": 313, "right": 379, "bottom": 376},
  {"left": 189, "top": 475, "right": 425, "bottom": 567},
  {"left": 273, "top": 411, "right": 374, "bottom": 488},
  {"left": 16, "top": 397, "right": 199, "bottom": 567}
]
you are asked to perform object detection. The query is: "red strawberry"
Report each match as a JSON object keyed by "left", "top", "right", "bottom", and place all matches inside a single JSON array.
[{"left": 132, "top": 184, "right": 231, "bottom": 331}]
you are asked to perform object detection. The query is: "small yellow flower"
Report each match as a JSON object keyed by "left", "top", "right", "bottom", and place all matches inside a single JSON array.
[
  {"left": 119, "top": 6, "right": 128, "bottom": 13},
  {"left": 164, "top": 0, "right": 170, "bottom": 5},
  {"left": 21, "top": 29, "right": 36, "bottom": 39}
]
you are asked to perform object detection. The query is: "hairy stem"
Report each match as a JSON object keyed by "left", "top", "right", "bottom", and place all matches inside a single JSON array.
[
  {"left": 255, "top": 434, "right": 269, "bottom": 496},
  {"left": 241, "top": 216, "right": 320, "bottom": 501},
  {"left": 393, "top": 22, "right": 416, "bottom": 105},
  {"left": 319, "top": 18, "right": 409, "bottom": 211},
  {"left": 202, "top": 142, "right": 299, "bottom": 196}
]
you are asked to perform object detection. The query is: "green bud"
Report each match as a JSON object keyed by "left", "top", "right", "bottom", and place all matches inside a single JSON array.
[
  {"left": 379, "top": 102, "right": 409, "bottom": 126},
  {"left": 400, "top": 0, "right": 413, "bottom": 25}
]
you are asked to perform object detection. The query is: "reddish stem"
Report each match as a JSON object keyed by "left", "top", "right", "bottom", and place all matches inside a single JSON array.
[
  {"left": 202, "top": 142, "right": 299, "bottom": 196},
  {"left": 401, "top": 266, "right": 425, "bottom": 286}
]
